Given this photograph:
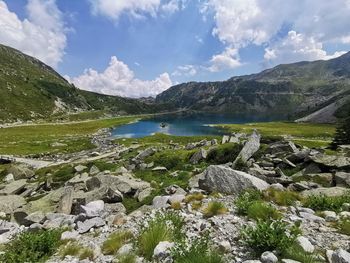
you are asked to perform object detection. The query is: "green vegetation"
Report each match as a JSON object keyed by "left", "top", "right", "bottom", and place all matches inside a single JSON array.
[
  {"left": 337, "top": 219, "right": 350, "bottom": 236},
  {"left": 117, "top": 253, "right": 137, "bottom": 263},
  {"left": 264, "top": 188, "right": 301, "bottom": 206},
  {"left": 0, "top": 229, "right": 62, "bottom": 263},
  {"left": 246, "top": 201, "right": 281, "bottom": 221},
  {"left": 138, "top": 212, "right": 184, "bottom": 260},
  {"left": 172, "top": 235, "right": 224, "bottom": 263},
  {"left": 303, "top": 193, "right": 350, "bottom": 212},
  {"left": 0, "top": 116, "right": 138, "bottom": 155},
  {"left": 185, "top": 193, "right": 205, "bottom": 203},
  {"left": 283, "top": 243, "right": 321, "bottom": 263},
  {"left": 241, "top": 220, "right": 301, "bottom": 254},
  {"left": 203, "top": 201, "right": 228, "bottom": 218},
  {"left": 102, "top": 231, "right": 134, "bottom": 255},
  {"left": 206, "top": 143, "right": 241, "bottom": 164},
  {"left": 235, "top": 189, "right": 263, "bottom": 215},
  {"left": 331, "top": 116, "right": 350, "bottom": 149},
  {"left": 59, "top": 241, "right": 94, "bottom": 260}
]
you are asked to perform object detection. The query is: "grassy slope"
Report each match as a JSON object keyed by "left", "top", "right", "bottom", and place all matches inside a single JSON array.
[
  {"left": 215, "top": 122, "right": 336, "bottom": 147},
  {"left": 0, "top": 116, "right": 139, "bottom": 155}
]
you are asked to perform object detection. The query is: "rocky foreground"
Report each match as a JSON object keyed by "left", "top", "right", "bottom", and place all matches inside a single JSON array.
[{"left": 0, "top": 130, "right": 350, "bottom": 263}]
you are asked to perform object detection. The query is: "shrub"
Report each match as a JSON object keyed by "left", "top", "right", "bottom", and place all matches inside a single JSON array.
[
  {"left": 171, "top": 201, "right": 182, "bottom": 210},
  {"left": 241, "top": 220, "right": 301, "bottom": 254},
  {"left": 191, "top": 200, "right": 202, "bottom": 210},
  {"left": 207, "top": 143, "right": 241, "bottom": 164},
  {"left": 117, "top": 253, "right": 137, "bottom": 263},
  {"left": 172, "top": 235, "right": 224, "bottom": 263},
  {"left": 0, "top": 229, "right": 62, "bottom": 263},
  {"left": 337, "top": 219, "right": 350, "bottom": 235},
  {"left": 264, "top": 188, "right": 301, "bottom": 206},
  {"left": 203, "top": 201, "right": 228, "bottom": 218},
  {"left": 185, "top": 193, "right": 204, "bottom": 203},
  {"left": 303, "top": 193, "right": 350, "bottom": 212},
  {"left": 283, "top": 243, "right": 321, "bottom": 263},
  {"left": 102, "top": 231, "right": 134, "bottom": 255},
  {"left": 331, "top": 116, "right": 350, "bottom": 149},
  {"left": 235, "top": 189, "right": 263, "bottom": 215},
  {"left": 247, "top": 201, "right": 281, "bottom": 221},
  {"left": 138, "top": 212, "right": 184, "bottom": 260},
  {"left": 59, "top": 242, "right": 94, "bottom": 260},
  {"left": 79, "top": 248, "right": 94, "bottom": 261}
]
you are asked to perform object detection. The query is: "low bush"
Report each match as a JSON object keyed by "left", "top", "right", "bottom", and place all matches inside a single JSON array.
[
  {"left": 0, "top": 229, "right": 62, "bottom": 263},
  {"left": 117, "top": 253, "right": 137, "bottom": 263},
  {"left": 235, "top": 189, "right": 263, "bottom": 215},
  {"left": 207, "top": 143, "right": 241, "bottom": 164},
  {"left": 102, "top": 231, "right": 134, "bottom": 255},
  {"left": 303, "top": 193, "right": 350, "bottom": 212},
  {"left": 60, "top": 242, "right": 94, "bottom": 261},
  {"left": 264, "top": 188, "right": 301, "bottom": 206},
  {"left": 337, "top": 219, "right": 350, "bottom": 235},
  {"left": 185, "top": 193, "right": 204, "bottom": 203},
  {"left": 172, "top": 235, "right": 224, "bottom": 263},
  {"left": 203, "top": 201, "right": 228, "bottom": 218},
  {"left": 241, "top": 220, "right": 301, "bottom": 254},
  {"left": 246, "top": 201, "right": 281, "bottom": 221},
  {"left": 283, "top": 243, "right": 321, "bottom": 263},
  {"left": 79, "top": 247, "right": 94, "bottom": 260}
]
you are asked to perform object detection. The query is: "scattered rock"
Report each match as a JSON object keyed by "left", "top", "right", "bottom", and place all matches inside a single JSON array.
[
  {"left": 233, "top": 130, "right": 260, "bottom": 167},
  {"left": 296, "top": 236, "right": 315, "bottom": 253},
  {"left": 57, "top": 186, "right": 74, "bottom": 214},
  {"left": 261, "top": 251, "right": 278, "bottom": 263}
]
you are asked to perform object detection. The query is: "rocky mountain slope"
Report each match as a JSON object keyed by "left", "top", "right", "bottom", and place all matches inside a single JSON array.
[
  {"left": 0, "top": 44, "right": 159, "bottom": 122},
  {"left": 156, "top": 53, "right": 350, "bottom": 122}
]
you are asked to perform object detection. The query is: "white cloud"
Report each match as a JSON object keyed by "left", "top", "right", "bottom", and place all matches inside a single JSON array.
[
  {"left": 204, "top": 0, "right": 350, "bottom": 67},
  {"left": 0, "top": 0, "right": 66, "bottom": 68},
  {"left": 208, "top": 47, "right": 241, "bottom": 72},
  {"left": 264, "top": 31, "right": 347, "bottom": 65},
  {"left": 172, "top": 64, "right": 197, "bottom": 77},
  {"left": 89, "top": 0, "right": 186, "bottom": 20},
  {"left": 69, "top": 56, "right": 172, "bottom": 98}
]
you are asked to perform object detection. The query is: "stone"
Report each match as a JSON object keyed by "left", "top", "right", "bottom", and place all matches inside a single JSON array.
[
  {"left": 222, "top": 135, "right": 230, "bottom": 144},
  {"left": 335, "top": 172, "right": 350, "bottom": 187},
  {"left": 339, "top": 211, "right": 350, "bottom": 219},
  {"left": 310, "top": 154, "right": 350, "bottom": 169},
  {"left": 152, "top": 196, "right": 170, "bottom": 209},
  {"left": 96, "top": 174, "right": 150, "bottom": 194},
  {"left": 74, "top": 165, "right": 87, "bottom": 173},
  {"left": 7, "top": 165, "right": 34, "bottom": 180},
  {"left": 0, "top": 195, "right": 26, "bottom": 214},
  {"left": 261, "top": 251, "right": 278, "bottom": 263},
  {"left": 24, "top": 211, "right": 45, "bottom": 225},
  {"left": 331, "top": 248, "right": 350, "bottom": 263},
  {"left": 153, "top": 241, "right": 175, "bottom": 260},
  {"left": 61, "top": 230, "right": 79, "bottom": 240},
  {"left": 218, "top": 240, "right": 231, "bottom": 252},
  {"left": 81, "top": 200, "right": 104, "bottom": 218},
  {"left": 267, "top": 141, "right": 298, "bottom": 154},
  {"left": 323, "top": 211, "right": 338, "bottom": 222},
  {"left": 76, "top": 217, "right": 105, "bottom": 234},
  {"left": 168, "top": 194, "right": 185, "bottom": 205},
  {"left": 102, "top": 187, "right": 123, "bottom": 203},
  {"left": 136, "top": 148, "right": 156, "bottom": 160},
  {"left": 292, "top": 173, "right": 333, "bottom": 187},
  {"left": 152, "top": 166, "right": 168, "bottom": 172},
  {"left": 301, "top": 187, "right": 350, "bottom": 198},
  {"left": 3, "top": 173, "right": 14, "bottom": 183},
  {"left": 57, "top": 186, "right": 74, "bottom": 214},
  {"left": 281, "top": 260, "right": 301, "bottom": 263},
  {"left": 165, "top": 185, "right": 187, "bottom": 195},
  {"left": 117, "top": 244, "right": 133, "bottom": 256},
  {"left": 233, "top": 130, "right": 260, "bottom": 166},
  {"left": 43, "top": 213, "right": 76, "bottom": 229},
  {"left": 0, "top": 220, "right": 21, "bottom": 244},
  {"left": 137, "top": 188, "right": 153, "bottom": 202},
  {"left": 199, "top": 165, "right": 269, "bottom": 195},
  {"left": 188, "top": 173, "right": 205, "bottom": 189},
  {"left": 296, "top": 236, "right": 315, "bottom": 253},
  {"left": 0, "top": 179, "right": 27, "bottom": 195},
  {"left": 116, "top": 167, "right": 128, "bottom": 174},
  {"left": 299, "top": 212, "right": 325, "bottom": 223},
  {"left": 190, "top": 148, "right": 207, "bottom": 164},
  {"left": 89, "top": 165, "right": 100, "bottom": 175},
  {"left": 85, "top": 177, "right": 101, "bottom": 191}
]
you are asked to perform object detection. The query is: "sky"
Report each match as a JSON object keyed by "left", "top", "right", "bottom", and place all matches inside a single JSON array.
[{"left": 1, "top": 0, "right": 350, "bottom": 98}]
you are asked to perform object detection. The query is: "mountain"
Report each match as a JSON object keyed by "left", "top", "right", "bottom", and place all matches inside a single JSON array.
[
  {"left": 156, "top": 53, "right": 350, "bottom": 122},
  {"left": 0, "top": 44, "right": 159, "bottom": 122}
]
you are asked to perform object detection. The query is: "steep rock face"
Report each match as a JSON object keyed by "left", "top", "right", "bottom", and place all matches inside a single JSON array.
[
  {"left": 0, "top": 44, "right": 158, "bottom": 122},
  {"left": 156, "top": 52, "right": 350, "bottom": 121}
]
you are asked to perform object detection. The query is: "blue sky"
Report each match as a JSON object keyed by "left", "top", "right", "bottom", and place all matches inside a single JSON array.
[{"left": 1, "top": 0, "right": 350, "bottom": 97}]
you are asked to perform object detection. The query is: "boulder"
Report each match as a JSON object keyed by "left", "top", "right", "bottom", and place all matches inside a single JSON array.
[
  {"left": 335, "top": 172, "right": 350, "bottom": 187},
  {"left": 76, "top": 217, "right": 105, "bottom": 234},
  {"left": 136, "top": 188, "right": 153, "bottom": 202},
  {"left": 261, "top": 251, "right": 278, "bottom": 263},
  {"left": 135, "top": 148, "right": 155, "bottom": 160},
  {"left": 190, "top": 148, "right": 207, "bottom": 164},
  {"left": 310, "top": 154, "right": 350, "bottom": 169},
  {"left": 3, "top": 174, "right": 14, "bottom": 183},
  {"left": 57, "top": 186, "right": 74, "bottom": 214},
  {"left": 292, "top": 173, "right": 333, "bottom": 187},
  {"left": 61, "top": 230, "right": 79, "bottom": 240},
  {"left": 0, "top": 220, "right": 21, "bottom": 244},
  {"left": 152, "top": 166, "right": 168, "bottom": 172},
  {"left": 24, "top": 211, "right": 46, "bottom": 225},
  {"left": 81, "top": 200, "right": 104, "bottom": 218},
  {"left": 168, "top": 194, "right": 185, "bottom": 205},
  {"left": 7, "top": 165, "right": 34, "bottom": 180},
  {"left": 222, "top": 135, "right": 230, "bottom": 144},
  {"left": 0, "top": 179, "right": 27, "bottom": 195},
  {"left": 267, "top": 141, "right": 298, "bottom": 154},
  {"left": 96, "top": 174, "right": 150, "bottom": 194},
  {"left": 152, "top": 196, "right": 170, "bottom": 209},
  {"left": 199, "top": 165, "right": 269, "bottom": 195},
  {"left": 301, "top": 187, "right": 350, "bottom": 198},
  {"left": 0, "top": 195, "right": 26, "bottom": 214},
  {"left": 233, "top": 130, "right": 260, "bottom": 167},
  {"left": 89, "top": 165, "right": 100, "bottom": 175},
  {"left": 331, "top": 248, "right": 350, "bottom": 263},
  {"left": 74, "top": 165, "right": 87, "bottom": 173},
  {"left": 153, "top": 241, "right": 175, "bottom": 260},
  {"left": 296, "top": 236, "right": 314, "bottom": 253}
]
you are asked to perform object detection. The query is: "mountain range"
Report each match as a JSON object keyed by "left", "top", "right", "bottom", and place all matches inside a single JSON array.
[{"left": 0, "top": 43, "right": 349, "bottom": 123}]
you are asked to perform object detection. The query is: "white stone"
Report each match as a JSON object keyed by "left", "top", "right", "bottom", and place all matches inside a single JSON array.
[
  {"left": 296, "top": 236, "right": 315, "bottom": 253},
  {"left": 81, "top": 200, "right": 104, "bottom": 218},
  {"left": 153, "top": 241, "right": 175, "bottom": 260},
  {"left": 261, "top": 251, "right": 278, "bottom": 263}
]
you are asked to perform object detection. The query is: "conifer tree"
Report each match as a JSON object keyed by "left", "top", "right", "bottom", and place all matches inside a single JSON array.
[{"left": 331, "top": 116, "right": 350, "bottom": 149}]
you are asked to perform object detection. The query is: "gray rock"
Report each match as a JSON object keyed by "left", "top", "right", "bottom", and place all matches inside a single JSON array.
[
  {"left": 222, "top": 135, "right": 230, "bottom": 144},
  {"left": 281, "top": 260, "right": 301, "bottom": 263},
  {"left": 310, "top": 154, "right": 350, "bottom": 169},
  {"left": 85, "top": 177, "right": 101, "bottom": 191},
  {"left": 0, "top": 179, "right": 27, "bottom": 195},
  {"left": 135, "top": 148, "right": 155, "bottom": 160},
  {"left": 190, "top": 148, "right": 207, "bottom": 164},
  {"left": 218, "top": 240, "right": 231, "bottom": 252},
  {"left": 335, "top": 172, "right": 350, "bottom": 187},
  {"left": 57, "top": 186, "right": 74, "bottom": 214},
  {"left": 7, "top": 165, "right": 34, "bottom": 180},
  {"left": 331, "top": 249, "right": 350, "bottom": 263},
  {"left": 323, "top": 211, "right": 338, "bottom": 222},
  {"left": 0, "top": 220, "right": 21, "bottom": 244},
  {"left": 199, "top": 165, "right": 269, "bottom": 195},
  {"left": 261, "top": 251, "right": 278, "bottom": 263},
  {"left": 267, "top": 141, "right": 298, "bottom": 154},
  {"left": 74, "top": 165, "right": 87, "bottom": 173},
  {"left": 152, "top": 196, "right": 170, "bottom": 209},
  {"left": 137, "top": 188, "right": 153, "bottom": 202},
  {"left": 3, "top": 174, "right": 14, "bottom": 183},
  {"left": 116, "top": 166, "right": 128, "bottom": 174},
  {"left": 153, "top": 241, "right": 175, "bottom": 260},
  {"left": 233, "top": 130, "right": 260, "bottom": 166},
  {"left": 89, "top": 165, "right": 100, "bottom": 175},
  {"left": 301, "top": 187, "right": 350, "bottom": 198},
  {"left": 299, "top": 212, "right": 325, "bottom": 223},
  {"left": 0, "top": 195, "right": 26, "bottom": 214},
  {"left": 76, "top": 217, "right": 105, "bottom": 234},
  {"left": 43, "top": 213, "right": 76, "bottom": 229},
  {"left": 24, "top": 211, "right": 45, "bottom": 225},
  {"left": 296, "top": 236, "right": 315, "bottom": 253},
  {"left": 188, "top": 173, "right": 205, "bottom": 189},
  {"left": 81, "top": 200, "right": 104, "bottom": 218},
  {"left": 117, "top": 244, "right": 133, "bottom": 256},
  {"left": 168, "top": 194, "right": 185, "bottom": 205},
  {"left": 61, "top": 230, "right": 79, "bottom": 240}
]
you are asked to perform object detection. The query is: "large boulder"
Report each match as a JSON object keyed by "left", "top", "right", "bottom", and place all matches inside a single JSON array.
[
  {"left": 310, "top": 154, "right": 350, "bottom": 169},
  {"left": 335, "top": 172, "right": 350, "bottom": 187},
  {"left": 233, "top": 130, "right": 260, "bottom": 167},
  {"left": 0, "top": 195, "right": 26, "bottom": 214},
  {"left": 190, "top": 148, "right": 207, "bottom": 164},
  {"left": 330, "top": 248, "right": 350, "bottom": 263},
  {"left": 96, "top": 174, "right": 150, "bottom": 194},
  {"left": 301, "top": 187, "right": 350, "bottom": 197},
  {"left": 199, "top": 165, "right": 269, "bottom": 194},
  {"left": 7, "top": 165, "right": 34, "bottom": 180},
  {"left": 267, "top": 141, "right": 299, "bottom": 154},
  {"left": 57, "top": 186, "right": 74, "bottom": 214},
  {"left": 0, "top": 179, "right": 27, "bottom": 195},
  {"left": 135, "top": 148, "right": 156, "bottom": 160}
]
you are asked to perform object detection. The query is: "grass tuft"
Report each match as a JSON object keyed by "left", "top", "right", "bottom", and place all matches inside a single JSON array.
[
  {"left": 246, "top": 201, "right": 281, "bottom": 221},
  {"left": 303, "top": 193, "right": 350, "bottom": 212},
  {"left": 101, "top": 231, "right": 134, "bottom": 255},
  {"left": 203, "top": 201, "right": 228, "bottom": 218}
]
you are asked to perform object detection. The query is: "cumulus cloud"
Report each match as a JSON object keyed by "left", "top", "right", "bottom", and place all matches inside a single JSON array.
[
  {"left": 264, "top": 31, "right": 347, "bottom": 65},
  {"left": 69, "top": 56, "right": 172, "bottom": 98},
  {"left": 204, "top": 0, "right": 350, "bottom": 68},
  {"left": 89, "top": 0, "right": 186, "bottom": 20},
  {"left": 208, "top": 47, "right": 241, "bottom": 72},
  {"left": 172, "top": 64, "right": 197, "bottom": 77},
  {"left": 0, "top": 0, "right": 66, "bottom": 68}
]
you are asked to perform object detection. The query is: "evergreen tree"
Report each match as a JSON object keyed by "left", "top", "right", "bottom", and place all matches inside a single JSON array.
[{"left": 331, "top": 116, "right": 350, "bottom": 149}]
